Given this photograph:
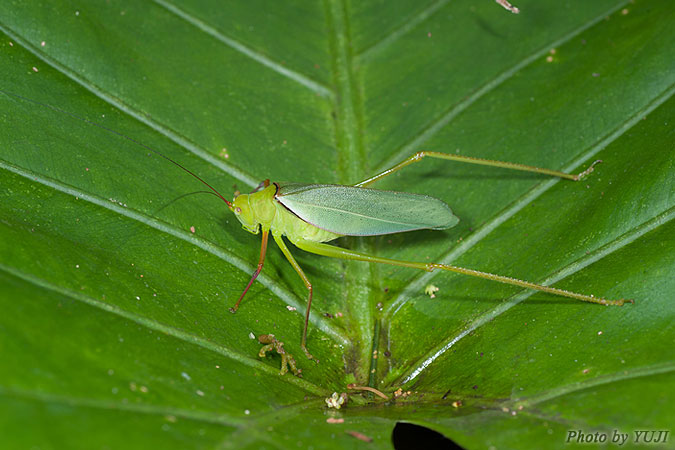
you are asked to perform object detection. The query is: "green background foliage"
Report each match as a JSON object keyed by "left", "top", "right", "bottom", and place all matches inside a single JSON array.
[{"left": 0, "top": 0, "right": 673, "bottom": 448}]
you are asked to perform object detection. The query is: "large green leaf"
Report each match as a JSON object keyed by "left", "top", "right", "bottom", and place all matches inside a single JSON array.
[{"left": 1, "top": 0, "right": 673, "bottom": 448}]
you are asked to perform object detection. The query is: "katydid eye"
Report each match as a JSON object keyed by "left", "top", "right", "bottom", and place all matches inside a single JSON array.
[{"left": 235, "top": 207, "right": 242, "bottom": 214}]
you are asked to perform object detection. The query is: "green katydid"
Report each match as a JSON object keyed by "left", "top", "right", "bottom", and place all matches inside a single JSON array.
[
  {"left": 1, "top": 90, "right": 632, "bottom": 366},
  {"left": 225, "top": 154, "right": 631, "bottom": 360}
]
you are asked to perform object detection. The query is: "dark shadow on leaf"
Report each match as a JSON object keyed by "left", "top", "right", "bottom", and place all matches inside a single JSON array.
[
  {"left": 393, "top": 422, "right": 463, "bottom": 450},
  {"left": 473, "top": 17, "right": 506, "bottom": 39}
]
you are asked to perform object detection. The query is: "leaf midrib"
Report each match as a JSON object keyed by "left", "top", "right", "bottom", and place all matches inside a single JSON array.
[{"left": 323, "top": 0, "right": 376, "bottom": 380}]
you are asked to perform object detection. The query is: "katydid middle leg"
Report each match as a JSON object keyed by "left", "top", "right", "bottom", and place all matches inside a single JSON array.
[
  {"left": 272, "top": 233, "right": 317, "bottom": 361},
  {"left": 355, "top": 151, "right": 601, "bottom": 187},
  {"left": 291, "top": 238, "right": 631, "bottom": 306}
]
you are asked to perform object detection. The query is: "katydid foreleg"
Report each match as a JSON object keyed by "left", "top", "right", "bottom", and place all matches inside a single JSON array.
[{"left": 230, "top": 229, "right": 269, "bottom": 313}]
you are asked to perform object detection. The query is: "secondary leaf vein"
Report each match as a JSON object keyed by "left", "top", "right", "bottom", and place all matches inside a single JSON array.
[
  {"left": 357, "top": 0, "right": 450, "bottom": 60},
  {"left": 384, "top": 81, "right": 675, "bottom": 319},
  {"left": 0, "top": 264, "right": 330, "bottom": 397},
  {"left": 0, "top": 23, "right": 259, "bottom": 189},
  {"left": 369, "top": 0, "right": 632, "bottom": 175},
  {"left": 152, "top": 0, "right": 332, "bottom": 98},
  {"left": 397, "top": 206, "right": 675, "bottom": 385},
  {"left": 0, "top": 386, "right": 246, "bottom": 426},
  {"left": 514, "top": 362, "right": 675, "bottom": 408}
]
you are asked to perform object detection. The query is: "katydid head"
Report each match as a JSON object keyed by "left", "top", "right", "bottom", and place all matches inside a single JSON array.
[{"left": 232, "top": 193, "right": 259, "bottom": 234}]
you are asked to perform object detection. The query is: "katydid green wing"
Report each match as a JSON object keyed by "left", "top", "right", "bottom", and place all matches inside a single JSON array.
[{"left": 276, "top": 183, "right": 459, "bottom": 236}]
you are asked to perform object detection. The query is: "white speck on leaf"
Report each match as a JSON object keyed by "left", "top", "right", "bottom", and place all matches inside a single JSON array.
[
  {"left": 325, "top": 392, "right": 348, "bottom": 409},
  {"left": 424, "top": 284, "right": 440, "bottom": 298}
]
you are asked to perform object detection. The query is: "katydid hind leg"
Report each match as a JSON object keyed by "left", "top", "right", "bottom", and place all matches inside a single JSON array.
[
  {"left": 272, "top": 234, "right": 317, "bottom": 362},
  {"left": 292, "top": 238, "right": 631, "bottom": 306},
  {"left": 355, "top": 150, "right": 602, "bottom": 187},
  {"left": 230, "top": 229, "right": 270, "bottom": 313}
]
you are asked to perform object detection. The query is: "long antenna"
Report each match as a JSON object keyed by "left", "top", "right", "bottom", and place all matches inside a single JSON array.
[
  {"left": 153, "top": 190, "right": 222, "bottom": 216},
  {"left": 0, "top": 89, "right": 233, "bottom": 208}
]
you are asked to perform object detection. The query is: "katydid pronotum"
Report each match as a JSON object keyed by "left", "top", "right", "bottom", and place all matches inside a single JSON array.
[{"left": 2, "top": 90, "right": 632, "bottom": 370}]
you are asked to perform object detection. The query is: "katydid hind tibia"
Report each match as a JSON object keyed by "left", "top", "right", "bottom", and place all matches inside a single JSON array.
[{"left": 1, "top": 90, "right": 633, "bottom": 370}]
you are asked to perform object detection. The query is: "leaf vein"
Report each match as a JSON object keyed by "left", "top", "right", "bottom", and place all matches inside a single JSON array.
[
  {"left": 0, "top": 23, "right": 259, "bottom": 189},
  {"left": 151, "top": 0, "right": 332, "bottom": 98},
  {"left": 514, "top": 362, "right": 675, "bottom": 408},
  {"left": 323, "top": 0, "right": 375, "bottom": 375},
  {"left": 369, "top": 0, "right": 633, "bottom": 175},
  {"left": 0, "top": 263, "right": 330, "bottom": 397},
  {"left": 0, "top": 386, "right": 246, "bottom": 426},
  {"left": 397, "top": 206, "right": 675, "bottom": 385},
  {"left": 384, "top": 81, "right": 675, "bottom": 319},
  {"left": 357, "top": 0, "right": 450, "bottom": 60}
]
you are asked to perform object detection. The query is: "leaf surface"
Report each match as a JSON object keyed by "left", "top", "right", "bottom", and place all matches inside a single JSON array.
[{"left": 1, "top": 0, "right": 673, "bottom": 448}]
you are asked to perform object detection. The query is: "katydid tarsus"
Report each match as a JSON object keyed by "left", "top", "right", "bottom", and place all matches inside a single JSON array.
[{"left": 2, "top": 90, "right": 632, "bottom": 369}]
